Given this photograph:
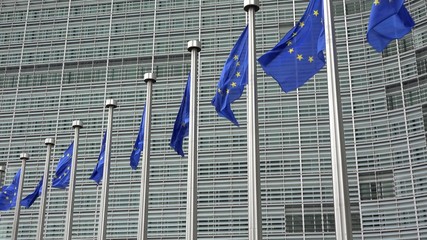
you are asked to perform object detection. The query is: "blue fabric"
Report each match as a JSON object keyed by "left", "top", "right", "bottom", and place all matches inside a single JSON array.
[
  {"left": 130, "top": 105, "right": 146, "bottom": 170},
  {"left": 211, "top": 26, "right": 248, "bottom": 126},
  {"left": 0, "top": 169, "right": 21, "bottom": 211},
  {"left": 367, "top": 0, "right": 415, "bottom": 52},
  {"left": 52, "top": 142, "right": 74, "bottom": 189},
  {"left": 170, "top": 74, "right": 190, "bottom": 157},
  {"left": 258, "top": 0, "right": 325, "bottom": 93},
  {"left": 89, "top": 131, "right": 107, "bottom": 184},
  {"left": 21, "top": 178, "right": 43, "bottom": 208}
]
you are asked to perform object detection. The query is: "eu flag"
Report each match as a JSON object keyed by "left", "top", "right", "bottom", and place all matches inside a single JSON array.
[
  {"left": 52, "top": 142, "right": 73, "bottom": 189},
  {"left": 0, "top": 169, "right": 21, "bottom": 211},
  {"left": 21, "top": 178, "right": 43, "bottom": 208},
  {"left": 130, "top": 105, "right": 146, "bottom": 170},
  {"left": 170, "top": 74, "right": 190, "bottom": 157},
  {"left": 367, "top": 0, "right": 415, "bottom": 52},
  {"left": 89, "top": 131, "right": 107, "bottom": 184},
  {"left": 258, "top": 0, "right": 325, "bottom": 93},
  {"left": 211, "top": 26, "right": 248, "bottom": 126}
]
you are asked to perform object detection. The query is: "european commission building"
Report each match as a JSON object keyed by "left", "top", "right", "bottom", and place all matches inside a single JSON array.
[{"left": 0, "top": 0, "right": 427, "bottom": 239}]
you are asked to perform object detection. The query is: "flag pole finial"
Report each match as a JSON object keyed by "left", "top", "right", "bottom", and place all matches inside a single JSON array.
[
  {"left": 45, "top": 138, "right": 55, "bottom": 146},
  {"left": 105, "top": 99, "right": 117, "bottom": 109},
  {"left": 187, "top": 40, "right": 201, "bottom": 52},
  {"left": 244, "top": 0, "right": 259, "bottom": 12},
  {"left": 144, "top": 73, "right": 157, "bottom": 83},
  {"left": 72, "top": 120, "right": 83, "bottom": 129},
  {"left": 19, "top": 153, "right": 29, "bottom": 160}
]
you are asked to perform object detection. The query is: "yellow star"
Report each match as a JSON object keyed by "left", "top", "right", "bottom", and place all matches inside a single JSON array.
[
  {"left": 374, "top": 0, "right": 380, "bottom": 5},
  {"left": 288, "top": 48, "right": 294, "bottom": 54},
  {"left": 5, "top": 196, "right": 9, "bottom": 200},
  {"left": 292, "top": 32, "right": 297, "bottom": 37},
  {"left": 67, "top": 166, "right": 70, "bottom": 170},
  {"left": 226, "top": 89, "right": 230, "bottom": 94},
  {"left": 236, "top": 61, "right": 240, "bottom": 66},
  {"left": 217, "top": 88, "right": 221, "bottom": 93},
  {"left": 236, "top": 72, "right": 241, "bottom": 77},
  {"left": 231, "top": 82, "right": 237, "bottom": 87},
  {"left": 234, "top": 55, "right": 238, "bottom": 61},
  {"left": 314, "top": 10, "right": 319, "bottom": 16},
  {"left": 181, "top": 122, "right": 186, "bottom": 127},
  {"left": 297, "top": 54, "right": 303, "bottom": 61},
  {"left": 299, "top": 22, "right": 305, "bottom": 28},
  {"left": 308, "top": 56, "right": 314, "bottom": 63},
  {"left": 287, "top": 41, "right": 292, "bottom": 46}
]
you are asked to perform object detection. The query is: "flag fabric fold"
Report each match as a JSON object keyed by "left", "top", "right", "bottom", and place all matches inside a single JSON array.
[
  {"left": 170, "top": 74, "right": 190, "bottom": 157},
  {"left": 0, "top": 169, "right": 21, "bottom": 211},
  {"left": 367, "top": 0, "right": 415, "bottom": 52},
  {"left": 258, "top": 0, "right": 325, "bottom": 93},
  {"left": 52, "top": 142, "right": 74, "bottom": 189},
  {"left": 211, "top": 26, "right": 248, "bottom": 126},
  {"left": 130, "top": 105, "right": 146, "bottom": 170},
  {"left": 21, "top": 178, "right": 43, "bottom": 208},
  {"left": 89, "top": 131, "right": 107, "bottom": 184}
]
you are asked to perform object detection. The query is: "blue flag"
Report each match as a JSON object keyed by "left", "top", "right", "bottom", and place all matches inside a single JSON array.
[
  {"left": 258, "top": 0, "right": 325, "bottom": 93},
  {"left": 367, "top": 0, "right": 415, "bottom": 52},
  {"left": 170, "top": 74, "right": 190, "bottom": 157},
  {"left": 52, "top": 142, "right": 73, "bottom": 189},
  {"left": 89, "top": 131, "right": 107, "bottom": 184},
  {"left": 21, "top": 178, "right": 43, "bottom": 208},
  {"left": 211, "top": 26, "right": 248, "bottom": 126},
  {"left": 130, "top": 105, "right": 146, "bottom": 170},
  {"left": 0, "top": 169, "right": 21, "bottom": 211}
]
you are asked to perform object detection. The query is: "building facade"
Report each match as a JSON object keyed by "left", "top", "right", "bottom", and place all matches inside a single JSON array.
[{"left": 0, "top": 0, "right": 426, "bottom": 239}]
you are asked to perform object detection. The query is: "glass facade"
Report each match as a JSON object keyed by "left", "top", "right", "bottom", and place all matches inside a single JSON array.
[{"left": 0, "top": 0, "right": 426, "bottom": 239}]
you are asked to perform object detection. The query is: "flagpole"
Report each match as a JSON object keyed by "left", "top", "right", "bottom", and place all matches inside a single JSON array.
[
  {"left": 37, "top": 138, "right": 55, "bottom": 240},
  {"left": 64, "top": 120, "right": 83, "bottom": 240},
  {"left": 98, "top": 99, "right": 117, "bottom": 240},
  {"left": 322, "top": 0, "right": 353, "bottom": 239},
  {"left": 12, "top": 153, "right": 28, "bottom": 240},
  {"left": 244, "top": 1, "right": 262, "bottom": 240},
  {"left": 137, "top": 73, "right": 156, "bottom": 240},
  {"left": 186, "top": 40, "right": 201, "bottom": 240}
]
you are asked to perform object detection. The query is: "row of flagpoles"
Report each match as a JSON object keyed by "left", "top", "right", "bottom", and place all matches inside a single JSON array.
[{"left": 0, "top": 0, "right": 415, "bottom": 239}]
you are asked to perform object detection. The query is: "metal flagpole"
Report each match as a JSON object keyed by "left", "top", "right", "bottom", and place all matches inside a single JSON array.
[
  {"left": 244, "top": 1, "right": 262, "bottom": 240},
  {"left": 322, "top": 0, "right": 353, "bottom": 239},
  {"left": 137, "top": 73, "right": 156, "bottom": 240},
  {"left": 12, "top": 153, "right": 29, "bottom": 240},
  {"left": 64, "top": 120, "right": 83, "bottom": 240},
  {"left": 186, "top": 40, "right": 201, "bottom": 240},
  {"left": 98, "top": 99, "right": 117, "bottom": 240},
  {"left": 37, "top": 138, "right": 55, "bottom": 240}
]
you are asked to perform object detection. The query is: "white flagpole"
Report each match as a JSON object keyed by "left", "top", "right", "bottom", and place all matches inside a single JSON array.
[
  {"left": 98, "top": 99, "right": 117, "bottom": 240},
  {"left": 322, "top": 0, "right": 353, "bottom": 239},
  {"left": 64, "top": 120, "right": 83, "bottom": 240},
  {"left": 37, "top": 138, "right": 55, "bottom": 240},
  {"left": 137, "top": 73, "right": 156, "bottom": 240},
  {"left": 186, "top": 40, "right": 201, "bottom": 240},
  {"left": 244, "top": 1, "right": 262, "bottom": 240},
  {"left": 12, "top": 153, "right": 28, "bottom": 240}
]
